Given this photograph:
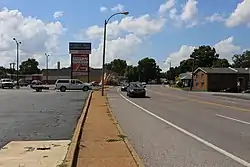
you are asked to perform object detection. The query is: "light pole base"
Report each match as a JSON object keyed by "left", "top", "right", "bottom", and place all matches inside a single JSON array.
[{"left": 16, "top": 85, "right": 20, "bottom": 89}]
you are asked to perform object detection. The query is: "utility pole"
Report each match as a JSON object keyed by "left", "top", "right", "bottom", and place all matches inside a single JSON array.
[
  {"left": 13, "top": 38, "right": 21, "bottom": 89},
  {"left": 190, "top": 58, "right": 195, "bottom": 91},
  {"left": 45, "top": 53, "right": 49, "bottom": 84}
]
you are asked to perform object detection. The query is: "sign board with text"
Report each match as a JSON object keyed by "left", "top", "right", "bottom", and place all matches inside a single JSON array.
[
  {"left": 71, "top": 54, "right": 89, "bottom": 76},
  {"left": 69, "top": 42, "right": 91, "bottom": 54},
  {"left": 69, "top": 42, "right": 91, "bottom": 80}
]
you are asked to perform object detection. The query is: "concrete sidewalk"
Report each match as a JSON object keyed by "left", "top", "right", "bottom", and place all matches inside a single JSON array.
[{"left": 75, "top": 91, "right": 140, "bottom": 167}]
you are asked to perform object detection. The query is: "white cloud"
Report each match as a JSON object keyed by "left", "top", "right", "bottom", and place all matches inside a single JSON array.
[
  {"left": 163, "top": 37, "right": 242, "bottom": 70},
  {"left": 158, "top": 0, "right": 198, "bottom": 28},
  {"left": 111, "top": 4, "right": 124, "bottom": 12},
  {"left": 205, "top": 13, "right": 225, "bottom": 23},
  {"left": 90, "top": 34, "right": 142, "bottom": 67},
  {"left": 180, "top": 0, "right": 198, "bottom": 21},
  {"left": 163, "top": 45, "right": 195, "bottom": 70},
  {"left": 100, "top": 6, "right": 107, "bottom": 12},
  {"left": 226, "top": 0, "right": 250, "bottom": 27},
  {"left": 84, "top": 14, "right": 165, "bottom": 40},
  {"left": 158, "top": 0, "right": 175, "bottom": 16},
  {"left": 214, "top": 36, "right": 241, "bottom": 61},
  {"left": 53, "top": 11, "right": 64, "bottom": 19},
  {"left": 0, "top": 8, "right": 66, "bottom": 69}
]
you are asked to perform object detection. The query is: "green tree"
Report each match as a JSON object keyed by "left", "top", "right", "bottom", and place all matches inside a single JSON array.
[
  {"left": 137, "top": 57, "right": 161, "bottom": 83},
  {"left": 232, "top": 50, "right": 250, "bottom": 68},
  {"left": 105, "top": 59, "right": 127, "bottom": 76},
  {"left": 213, "top": 58, "right": 230, "bottom": 68},
  {"left": 0, "top": 66, "right": 6, "bottom": 77},
  {"left": 125, "top": 65, "right": 138, "bottom": 82},
  {"left": 190, "top": 45, "right": 219, "bottom": 67},
  {"left": 19, "top": 58, "right": 40, "bottom": 74}
]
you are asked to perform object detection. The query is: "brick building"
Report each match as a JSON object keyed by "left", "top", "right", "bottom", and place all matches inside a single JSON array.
[{"left": 193, "top": 67, "right": 250, "bottom": 92}]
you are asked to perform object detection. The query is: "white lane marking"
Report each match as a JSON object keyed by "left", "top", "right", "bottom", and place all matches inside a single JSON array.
[
  {"left": 116, "top": 88, "right": 250, "bottom": 167},
  {"left": 216, "top": 114, "right": 250, "bottom": 125}
]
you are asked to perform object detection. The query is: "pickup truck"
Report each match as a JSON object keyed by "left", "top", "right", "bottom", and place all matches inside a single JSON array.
[{"left": 30, "top": 80, "right": 50, "bottom": 92}]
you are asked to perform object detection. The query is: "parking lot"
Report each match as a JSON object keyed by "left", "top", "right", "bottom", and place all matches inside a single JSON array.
[{"left": 0, "top": 87, "right": 89, "bottom": 148}]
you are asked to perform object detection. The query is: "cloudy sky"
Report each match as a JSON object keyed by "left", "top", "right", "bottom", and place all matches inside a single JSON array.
[{"left": 0, "top": 0, "right": 249, "bottom": 71}]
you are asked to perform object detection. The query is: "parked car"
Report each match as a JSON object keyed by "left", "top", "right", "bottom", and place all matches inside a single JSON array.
[
  {"left": 127, "top": 82, "right": 146, "bottom": 97},
  {"left": 14, "top": 79, "right": 29, "bottom": 87},
  {"left": 0, "top": 78, "right": 14, "bottom": 89},
  {"left": 141, "top": 82, "right": 146, "bottom": 88},
  {"left": 55, "top": 79, "right": 92, "bottom": 92},
  {"left": 121, "top": 83, "right": 129, "bottom": 91}
]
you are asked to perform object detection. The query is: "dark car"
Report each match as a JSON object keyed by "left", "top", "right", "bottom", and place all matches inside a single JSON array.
[
  {"left": 127, "top": 82, "right": 146, "bottom": 97},
  {"left": 121, "top": 83, "right": 129, "bottom": 91}
]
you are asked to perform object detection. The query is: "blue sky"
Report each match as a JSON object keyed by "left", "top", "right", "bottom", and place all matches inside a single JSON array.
[{"left": 0, "top": 0, "right": 249, "bottom": 70}]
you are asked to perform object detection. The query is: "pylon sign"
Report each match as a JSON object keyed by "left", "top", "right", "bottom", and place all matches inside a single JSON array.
[{"left": 69, "top": 42, "right": 91, "bottom": 77}]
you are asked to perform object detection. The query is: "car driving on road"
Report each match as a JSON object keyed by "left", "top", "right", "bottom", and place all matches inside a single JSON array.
[
  {"left": 0, "top": 78, "right": 14, "bottom": 89},
  {"left": 127, "top": 82, "right": 146, "bottom": 98},
  {"left": 55, "top": 79, "right": 91, "bottom": 92},
  {"left": 121, "top": 82, "right": 129, "bottom": 91}
]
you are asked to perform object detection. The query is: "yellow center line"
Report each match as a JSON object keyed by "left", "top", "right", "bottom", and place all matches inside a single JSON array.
[{"left": 149, "top": 90, "right": 250, "bottom": 112}]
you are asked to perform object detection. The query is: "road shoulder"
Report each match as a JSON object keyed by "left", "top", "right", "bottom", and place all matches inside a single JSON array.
[{"left": 75, "top": 90, "right": 142, "bottom": 167}]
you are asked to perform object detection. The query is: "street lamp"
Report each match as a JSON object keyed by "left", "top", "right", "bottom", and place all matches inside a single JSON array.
[
  {"left": 13, "top": 38, "right": 21, "bottom": 88},
  {"left": 45, "top": 53, "right": 50, "bottom": 84},
  {"left": 101, "top": 11, "right": 129, "bottom": 96}
]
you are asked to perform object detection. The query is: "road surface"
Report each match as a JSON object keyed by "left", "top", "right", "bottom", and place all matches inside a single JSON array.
[
  {"left": 107, "top": 85, "right": 250, "bottom": 167},
  {"left": 0, "top": 88, "right": 89, "bottom": 148}
]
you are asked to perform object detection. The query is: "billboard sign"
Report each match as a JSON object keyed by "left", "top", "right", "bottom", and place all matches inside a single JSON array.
[
  {"left": 72, "top": 54, "right": 89, "bottom": 76},
  {"left": 69, "top": 42, "right": 91, "bottom": 54}
]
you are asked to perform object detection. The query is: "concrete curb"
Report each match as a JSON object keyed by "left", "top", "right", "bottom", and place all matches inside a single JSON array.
[
  {"left": 63, "top": 91, "right": 93, "bottom": 167},
  {"left": 105, "top": 95, "right": 145, "bottom": 167}
]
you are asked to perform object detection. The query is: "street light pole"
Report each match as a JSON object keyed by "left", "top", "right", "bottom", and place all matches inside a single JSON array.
[
  {"left": 45, "top": 53, "right": 49, "bottom": 84},
  {"left": 101, "top": 11, "right": 129, "bottom": 96},
  {"left": 13, "top": 38, "right": 21, "bottom": 88}
]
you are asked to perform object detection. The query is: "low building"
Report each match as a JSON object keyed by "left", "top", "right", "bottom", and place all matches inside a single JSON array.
[
  {"left": 179, "top": 72, "right": 192, "bottom": 87},
  {"left": 193, "top": 67, "right": 250, "bottom": 92},
  {"left": 41, "top": 67, "right": 102, "bottom": 84}
]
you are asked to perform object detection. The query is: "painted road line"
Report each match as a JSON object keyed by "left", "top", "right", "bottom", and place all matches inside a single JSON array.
[
  {"left": 148, "top": 89, "right": 250, "bottom": 112},
  {"left": 216, "top": 114, "right": 250, "bottom": 125},
  {"left": 117, "top": 88, "right": 250, "bottom": 167}
]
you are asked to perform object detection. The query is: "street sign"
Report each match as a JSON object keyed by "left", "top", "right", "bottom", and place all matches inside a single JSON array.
[{"left": 69, "top": 42, "right": 91, "bottom": 54}]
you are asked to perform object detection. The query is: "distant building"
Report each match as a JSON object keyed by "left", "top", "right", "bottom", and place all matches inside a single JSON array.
[
  {"left": 179, "top": 72, "right": 192, "bottom": 87},
  {"left": 41, "top": 67, "right": 102, "bottom": 84},
  {"left": 193, "top": 67, "right": 250, "bottom": 92}
]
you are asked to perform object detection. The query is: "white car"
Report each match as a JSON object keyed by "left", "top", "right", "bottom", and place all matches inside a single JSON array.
[
  {"left": 142, "top": 82, "right": 146, "bottom": 88},
  {"left": 0, "top": 78, "right": 14, "bottom": 89},
  {"left": 55, "top": 79, "right": 92, "bottom": 92}
]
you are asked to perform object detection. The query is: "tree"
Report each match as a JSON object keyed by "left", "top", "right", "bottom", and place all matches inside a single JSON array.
[
  {"left": 190, "top": 45, "right": 219, "bottom": 67},
  {"left": 125, "top": 65, "right": 138, "bottom": 82},
  {"left": 105, "top": 59, "right": 127, "bottom": 76},
  {"left": 232, "top": 50, "right": 250, "bottom": 68},
  {"left": 213, "top": 58, "right": 230, "bottom": 68},
  {"left": 0, "top": 66, "right": 6, "bottom": 77},
  {"left": 137, "top": 57, "right": 161, "bottom": 83},
  {"left": 19, "top": 58, "right": 40, "bottom": 74}
]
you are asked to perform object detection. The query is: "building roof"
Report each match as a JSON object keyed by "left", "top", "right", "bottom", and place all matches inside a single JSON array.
[
  {"left": 194, "top": 67, "right": 250, "bottom": 74},
  {"left": 179, "top": 72, "right": 192, "bottom": 80}
]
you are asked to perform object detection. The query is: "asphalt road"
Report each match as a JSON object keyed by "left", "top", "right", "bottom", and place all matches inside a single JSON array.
[
  {"left": 0, "top": 88, "right": 89, "bottom": 148},
  {"left": 107, "top": 85, "right": 250, "bottom": 167}
]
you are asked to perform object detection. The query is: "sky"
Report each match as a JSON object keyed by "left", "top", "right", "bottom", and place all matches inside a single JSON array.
[{"left": 0, "top": 0, "right": 250, "bottom": 71}]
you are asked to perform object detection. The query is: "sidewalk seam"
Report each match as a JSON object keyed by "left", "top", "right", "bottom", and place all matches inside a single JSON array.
[
  {"left": 63, "top": 91, "right": 93, "bottom": 167},
  {"left": 106, "top": 95, "right": 145, "bottom": 167}
]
